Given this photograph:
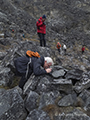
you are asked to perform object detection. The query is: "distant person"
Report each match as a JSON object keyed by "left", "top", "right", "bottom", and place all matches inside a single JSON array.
[
  {"left": 36, "top": 15, "right": 46, "bottom": 47},
  {"left": 81, "top": 45, "right": 85, "bottom": 54},
  {"left": 12, "top": 29, "right": 14, "bottom": 33},
  {"left": 63, "top": 44, "right": 67, "bottom": 54},
  {"left": 23, "top": 34, "right": 25, "bottom": 38},
  {"left": 56, "top": 42, "right": 61, "bottom": 53},
  {"left": 14, "top": 50, "right": 54, "bottom": 90}
]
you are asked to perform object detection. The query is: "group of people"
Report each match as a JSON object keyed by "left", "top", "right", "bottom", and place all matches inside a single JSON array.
[
  {"left": 14, "top": 15, "right": 86, "bottom": 90},
  {"left": 56, "top": 42, "right": 85, "bottom": 55},
  {"left": 56, "top": 42, "right": 86, "bottom": 55},
  {"left": 14, "top": 14, "right": 53, "bottom": 90},
  {"left": 36, "top": 15, "right": 67, "bottom": 55},
  {"left": 56, "top": 42, "right": 67, "bottom": 55}
]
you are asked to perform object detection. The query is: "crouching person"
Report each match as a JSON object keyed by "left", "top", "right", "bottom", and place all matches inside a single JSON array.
[{"left": 14, "top": 50, "right": 54, "bottom": 90}]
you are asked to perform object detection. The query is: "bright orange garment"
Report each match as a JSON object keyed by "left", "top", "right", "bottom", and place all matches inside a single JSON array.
[
  {"left": 56, "top": 43, "right": 61, "bottom": 49},
  {"left": 26, "top": 50, "right": 40, "bottom": 58}
]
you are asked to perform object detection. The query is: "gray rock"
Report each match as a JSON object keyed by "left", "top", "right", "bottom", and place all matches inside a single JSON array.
[
  {"left": 79, "top": 90, "right": 90, "bottom": 104},
  {"left": 54, "top": 109, "right": 90, "bottom": 120},
  {"left": 64, "top": 109, "right": 90, "bottom": 120},
  {"left": 0, "top": 88, "right": 27, "bottom": 120},
  {"left": 65, "top": 69, "right": 83, "bottom": 86},
  {"left": 0, "top": 51, "right": 7, "bottom": 60},
  {"left": 26, "top": 109, "right": 51, "bottom": 120},
  {"left": 74, "top": 79, "right": 90, "bottom": 93},
  {"left": 0, "top": 66, "right": 14, "bottom": 86},
  {"left": 23, "top": 74, "right": 36, "bottom": 95},
  {"left": 25, "top": 91, "right": 39, "bottom": 112},
  {"left": 51, "top": 78, "right": 72, "bottom": 94},
  {"left": 58, "top": 94, "right": 74, "bottom": 107},
  {"left": 36, "top": 77, "right": 51, "bottom": 94},
  {"left": 51, "top": 69, "right": 66, "bottom": 78},
  {"left": 53, "top": 65, "right": 63, "bottom": 70},
  {"left": 39, "top": 90, "right": 60, "bottom": 109},
  {"left": 0, "top": 88, "right": 6, "bottom": 96},
  {"left": 65, "top": 69, "right": 83, "bottom": 81}
]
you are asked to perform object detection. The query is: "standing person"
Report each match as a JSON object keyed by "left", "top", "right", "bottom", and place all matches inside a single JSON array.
[
  {"left": 63, "top": 44, "right": 67, "bottom": 55},
  {"left": 81, "top": 45, "right": 85, "bottom": 54},
  {"left": 36, "top": 15, "right": 46, "bottom": 47},
  {"left": 56, "top": 42, "right": 61, "bottom": 53},
  {"left": 14, "top": 50, "right": 54, "bottom": 90}
]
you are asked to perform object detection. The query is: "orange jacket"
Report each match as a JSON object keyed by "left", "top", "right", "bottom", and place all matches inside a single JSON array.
[{"left": 56, "top": 43, "right": 61, "bottom": 49}]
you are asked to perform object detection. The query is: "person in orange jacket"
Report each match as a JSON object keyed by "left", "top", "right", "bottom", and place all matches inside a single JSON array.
[
  {"left": 36, "top": 15, "right": 46, "bottom": 47},
  {"left": 56, "top": 42, "right": 61, "bottom": 53}
]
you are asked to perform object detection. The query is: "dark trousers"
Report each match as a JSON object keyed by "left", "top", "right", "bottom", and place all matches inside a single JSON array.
[
  {"left": 15, "top": 70, "right": 30, "bottom": 90},
  {"left": 63, "top": 49, "right": 66, "bottom": 54},
  {"left": 82, "top": 51, "right": 84, "bottom": 54},
  {"left": 19, "top": 75, "right": 27, "bottom": 90},
  {"left": 58, "top": 48, "right": 60, "bottom": 53},
  {"left": 19, "top": 72, "right": 31, "bottom": 89},
  {"left": 38, "top": 33, "right": 46, "bottom": 47}
]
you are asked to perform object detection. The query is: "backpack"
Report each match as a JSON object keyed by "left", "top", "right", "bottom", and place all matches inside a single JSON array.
[
  {"left": 14, "top": 50, "right": 40, "bottom": 78},
  {"left": 25, "top": 50, "right": 40, "bottom": 78},
  {"left": 26, "top": 50, "right": 40, "bottom": 58}
]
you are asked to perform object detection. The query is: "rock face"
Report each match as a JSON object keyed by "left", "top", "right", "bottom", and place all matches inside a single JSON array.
[
  {"left": 1, "top": 0, "right": 90, "bottom": 48},
  {"left": 0, "top": 0, "right": 90, "bottom": 120}
]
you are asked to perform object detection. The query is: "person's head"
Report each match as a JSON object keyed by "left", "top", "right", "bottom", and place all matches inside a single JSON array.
[
  {"left": 82, "top": 45, "right": 85, "bottom": 48},
  {"left": 42, "top": 15, "right": 46, "bottom": 22},
  {"left": 44, "top": 57, "right": 54, "bottom": 69}
]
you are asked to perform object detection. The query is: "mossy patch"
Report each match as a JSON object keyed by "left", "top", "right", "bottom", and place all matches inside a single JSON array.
[
  {"left": 0, "top": 76, "right": 20, "bottom": 89},
  {"left": 43, "top": 104, "right": 75, "bottom": 120},
  {"left": 0, "top": 85, "right": 10, "bottom": 90},
  {"left": 9, "top": 76, "right": 20, "bottom": 88}
]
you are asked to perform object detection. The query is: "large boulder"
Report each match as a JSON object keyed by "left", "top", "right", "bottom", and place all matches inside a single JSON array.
[{"left": 0, "top": 87, "right": 27, "bottom": 120}]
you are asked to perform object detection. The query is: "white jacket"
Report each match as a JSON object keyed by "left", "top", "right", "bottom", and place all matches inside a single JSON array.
[{"left": 63, "top": 44, "right": 67, "bottom": 49}]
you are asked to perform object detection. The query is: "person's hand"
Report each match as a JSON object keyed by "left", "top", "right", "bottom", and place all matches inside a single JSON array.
[{"left": 45, "top": 68, "right": 52, "bottom": 73}]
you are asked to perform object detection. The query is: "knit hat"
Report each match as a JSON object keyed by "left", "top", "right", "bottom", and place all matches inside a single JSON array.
[{"left": 42, "top": 15, "right": 46, "bottom": 19}]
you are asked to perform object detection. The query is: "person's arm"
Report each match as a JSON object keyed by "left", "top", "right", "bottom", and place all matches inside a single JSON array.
[
  {"left": 33, "top": 60, "right": 46, "bottom": 76},
  {"left": 36, "top": 20, "right": 43, "bottom": 27}
]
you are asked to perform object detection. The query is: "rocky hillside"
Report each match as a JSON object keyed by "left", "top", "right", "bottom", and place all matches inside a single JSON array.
[
  {"left": 0, "top": 0, "right": 90, "bottom": 71},
  {"left": 1, "top": 0, "right": 90, "bottom": 47},
  {"left": 0, "top": 0, "right": 90, "bottom": 120}
]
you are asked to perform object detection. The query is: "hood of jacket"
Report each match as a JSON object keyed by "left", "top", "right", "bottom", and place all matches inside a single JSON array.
[{"left": 39, "top": 17, "right": 43, "bottom": 21}]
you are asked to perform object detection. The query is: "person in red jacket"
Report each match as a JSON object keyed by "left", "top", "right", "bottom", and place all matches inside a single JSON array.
[
  {"left": 36, "top": 15, "right": 46, "bottom": 47},
  {"left": 81, "top": 45, "right": 85, "bottom": 54}
]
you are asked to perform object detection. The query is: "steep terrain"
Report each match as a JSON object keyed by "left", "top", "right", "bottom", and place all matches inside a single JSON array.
[
  {"left": 0, "top": 0, "right": 90, "bottom": 71},
  {"left": 0, "top": 1, "right": 90, "bottom": 120},
  {"left": 1, "top": 0, "right": 90, "bottom": 46}
]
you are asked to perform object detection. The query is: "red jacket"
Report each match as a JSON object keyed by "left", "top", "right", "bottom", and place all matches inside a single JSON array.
[
  {"left": 82, "top": 47, "right": 85, "bottom": 51},
  {"left": 36, "top": 17, "right": 46, "bottom": 34}
]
